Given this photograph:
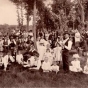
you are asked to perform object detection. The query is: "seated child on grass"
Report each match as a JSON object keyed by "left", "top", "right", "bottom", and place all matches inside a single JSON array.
[
  {"left": 2, "top": 52, "right": 14, "bottom": 71},
  {"left": 16, "top": 50, "right": 23, "bottom": 64},
  {"left": 51, "top": 61, "right": 59, "bottom": 74},
  {"left": 41, "top": 57, "right": 51, "bottom": 72},
  {"left": 83, "top": 62, "right": 88, "bottom": 74},
  {"left": 69, "top": 54, "right": 82, "bottom": 72}
]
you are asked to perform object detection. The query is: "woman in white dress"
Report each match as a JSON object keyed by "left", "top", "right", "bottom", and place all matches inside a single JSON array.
[{"left": 54, "top": 37, "right": 62, "bottom": 64}]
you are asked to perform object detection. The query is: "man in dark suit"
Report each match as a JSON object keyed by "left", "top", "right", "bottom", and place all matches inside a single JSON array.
[{"left": 62, "top": 32, "right": 72, "bottom": 73}]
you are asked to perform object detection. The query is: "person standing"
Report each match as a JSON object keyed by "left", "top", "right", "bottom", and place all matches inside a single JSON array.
[
  {"left": 75, "top": 30, "right": 81, "bottom": 48},
  {"left": 62, "top": 32, "right": 72, "bottom": 73}
]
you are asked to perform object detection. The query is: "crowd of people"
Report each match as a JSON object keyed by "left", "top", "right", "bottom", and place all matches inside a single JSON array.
[{"left": 0, "top": 29, "right": 88, "bottom": 75}]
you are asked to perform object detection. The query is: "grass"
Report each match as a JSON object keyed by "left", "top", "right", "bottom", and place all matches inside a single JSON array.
[{"left": 0, "top": 53, "right": 88, "bottom": 87}]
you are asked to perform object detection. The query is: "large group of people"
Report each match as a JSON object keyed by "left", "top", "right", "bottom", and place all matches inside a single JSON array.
[{"left": 0, "top": 29, "right": 88, "bottom": 75}]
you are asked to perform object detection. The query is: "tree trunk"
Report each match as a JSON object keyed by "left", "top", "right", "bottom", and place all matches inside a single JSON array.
[
  {"left": 81, "top": 6, "right": 85, "bottom": 24},
  {"left": 77, "top": 0, "right": 85, "bottom": 28},
  {"left": 20, "top": 2, "right": 24, "bottom": 26},
  {"left": 16, "top": 4, "right": 20, "bottom": 27},
  {"left": 26, "top": 13, "right": 29, "bottom": 32},
  {"left": 33, "top": 0, "right": 37, "bottom": 50}
]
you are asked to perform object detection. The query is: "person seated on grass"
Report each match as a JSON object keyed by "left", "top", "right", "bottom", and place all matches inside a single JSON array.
[
  {"left": 69, "top": 54, "right": 82, "bottom": 72},
  {"left": 23, "top": 51, "right": 41, "bottom": 69},
  {"left": 16, "top": 50, "right": 23, "bottom": 65},
  {"left": 23, "top": 50, "right": 32, "bottom": 62},
  {"left": 50, "top": 61, "right": 59, "bottom": 74},
  {"left": 2, "top": 52, "right": 14, "bottom": 71},
  {"left": 23, "top": 54, "right": 31, "bottom": 67},
  {"left": 83, "top": 62, "right": 88, "bottom": 74},
  {"left": 41, "top": 57, "right": 51, "bottom": 72},
  {"left": 29, "top": 51, "right": 41, "bottom": 70}
]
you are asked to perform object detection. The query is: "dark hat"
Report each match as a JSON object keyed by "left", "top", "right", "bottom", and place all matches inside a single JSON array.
[
  {"left": 10, "top": 36, "right": 14, "bottom": 39},
  {"left": 33, "top": 51, "right": 39, "bottom": 57},
  {"left": 63, "top": 31, "right": 70, "bottom": 35}
]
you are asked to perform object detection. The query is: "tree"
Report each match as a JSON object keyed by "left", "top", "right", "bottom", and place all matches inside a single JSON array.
[
  {"left": 10, "top": 0, "right": 24, "bottom": 33},
  {"left": 51, "top": 0, "right": 72, "bottom": 32},
  {"left": 20, "top": 0, "right": 46, "bottom": 50},
  {"left": 71, "top": 0, "right": 88, "bottom": 30}
]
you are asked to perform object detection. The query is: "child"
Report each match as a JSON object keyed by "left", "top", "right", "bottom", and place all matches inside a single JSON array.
[
  {"left": 83, "top": 62, "right": 88, "bottom": 74},
  {"left": 43, "top": 49, "right": 51, "bottom": 61},
  {"left": 51, "top": 61, "right": 59, "bottom": 74},
  {"left": 69, "top": 54, "right": 82, "bottom": 72},
  {"left": 41, "top": 57, "right": 51, "bottom": 72},
  {"left": 54, "top": 37, "right": 62, "bottom": 65},
  {"left": 2, "top": 52, "right": 14, "bottom": 71},
  {"left": 16, "top": 50, "right": 23, "bottom": 64}
]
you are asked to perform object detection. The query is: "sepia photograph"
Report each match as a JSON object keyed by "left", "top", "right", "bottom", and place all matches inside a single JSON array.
[{"left": 0, "top": 0, "right": 88, "bottom": 87}]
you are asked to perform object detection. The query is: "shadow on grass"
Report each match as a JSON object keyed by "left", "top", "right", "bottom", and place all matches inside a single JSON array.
[{"left": 0, "top": 58, "right": 87, "bottom": 87}]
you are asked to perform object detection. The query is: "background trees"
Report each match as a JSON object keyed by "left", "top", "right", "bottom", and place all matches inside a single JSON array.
[{"left": 10, "top": 0, "right": 88, "bottom": 48}]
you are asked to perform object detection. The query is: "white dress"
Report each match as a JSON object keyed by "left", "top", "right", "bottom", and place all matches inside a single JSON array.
[
  {"left": 54, "top": 46, "right": 62, "bottom": 61},
  {"left": 16, "top": 54, "right": 23, "bottom": 64},
  {"left": 75, "top": 32, "right": 81, "bottom": 43},
  {"left": 42, "top": 61, "right": 51, "bottom": 72},
  {"left": 51, "top": 65, "right": 59, "bottom": 73},
  {"left": 70, "top": 60, "right": 82, "bottom": 72},
  {"left": 37, "top": 45, "right": 46, "bottom": 61}
]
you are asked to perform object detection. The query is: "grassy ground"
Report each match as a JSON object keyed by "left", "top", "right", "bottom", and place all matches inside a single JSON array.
[{"left": 0, "top": 54, "right": 88, "bottom": 88}]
